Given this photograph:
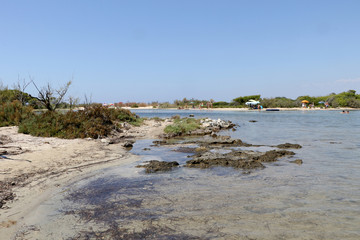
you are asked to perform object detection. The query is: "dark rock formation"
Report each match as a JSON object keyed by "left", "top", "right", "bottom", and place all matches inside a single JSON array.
[
  {"left": 136, "top": 160, "right": 179, "bottom": 173},
  {"left": 186, "top": 150, "right": 295, "bottom": 170},
  {"left": 290, "top": 159, "right": 303, "bottom": 165},
  {"left": 276, "top": 143, "right": 302, "bottom": 149}
]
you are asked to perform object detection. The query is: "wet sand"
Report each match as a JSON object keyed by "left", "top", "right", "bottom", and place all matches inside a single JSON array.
[{"left": 0, "top": 120, "right": 169, "bottom": 239}]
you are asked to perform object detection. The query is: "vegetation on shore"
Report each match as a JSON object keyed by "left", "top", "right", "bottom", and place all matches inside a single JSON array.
[
  {"left": 0, "top": 80, "right": 143, "bottom": 139},
  {"left": 0, "top": 78, "right": 359, "bottom": 140},
  {"left": 164, "top": 116, "right": 201, "bottom": 135},
  {"left": 18, "top": 105, "right": 140, "bottom": 139},
  {"left": 127, "top": 90, "right": 360, "bottom": 109},
  {"left": 212, "top": 90, "right": 360, "bottom": 108}
]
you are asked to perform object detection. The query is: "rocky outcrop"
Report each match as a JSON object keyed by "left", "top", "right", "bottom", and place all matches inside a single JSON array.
[
  {"left": 136, "top": 160, "right": 179, "bottom": 173},
  {"left": 159, "top": 118, "right": 236, "bottom": 139},
  {"left": 276, "top": 143, "right": 302, "bottom": 149},
  {"left": 200, "top": 118, "right": 235, "bottom": 129},
  {"left": 185, "top": 150, "right": 295, "bottom": 170}
]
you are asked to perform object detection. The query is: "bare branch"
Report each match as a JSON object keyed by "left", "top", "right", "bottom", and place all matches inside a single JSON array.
[
  {"left": 30, "top": 77, "right": 72, "bottom": 111},
  {"left": 13, "top": 75, "right": 31, "bottom": 105},
  {"left": 84, "top": 93, "right": 93, "bottom": 106}
]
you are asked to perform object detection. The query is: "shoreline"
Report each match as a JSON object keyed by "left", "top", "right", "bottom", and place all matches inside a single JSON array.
[
  {"left": 0, "top": 119, "right": 169, "bottom": 239},
  {"left": 124, "top": 106, "right": 359, "bottom": 111}
]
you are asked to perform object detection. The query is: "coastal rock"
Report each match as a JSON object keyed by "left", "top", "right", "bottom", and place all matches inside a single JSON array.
[
  {"left": 186, "top": 149, "right": 295, "bottom": 170},
  {"left": 200, "top": 118, "right": 235, "bottom": 129},
  {"left": 123, "top": 141, "right": 134, "bottom": 148},
  {"left": 153, "top": 136, "right": 251, "bottom": 147},
  {"left": 254, "top": 150, "right": 295, "bottom": 162},
  {"left": 196, "top": 136, "right": 250, "bottom": 147},
  {"left": 172, "top": 146, "right": 208, "bottom": 153},
  {"left": 276, "top": 143, "right": 302, "bottom": 149},
  {"left": 136, "top": 160, "right": 179, "bottom": 173},
  {"left": 290, "top": 159, "right": 303, "bottom": 165},
  {"left": 186, "top": 150, "right": 264, "bottom": 170}
]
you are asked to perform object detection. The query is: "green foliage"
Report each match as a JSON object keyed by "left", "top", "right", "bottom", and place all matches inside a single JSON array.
[
  {"left": 324, "top": 90, "right": 360, "bottom": 108},
  {"left": 0, "top": 89, "right": 33, "bottom": 105},
  {"left": 130, "top": 117, "right": 144, "bottom": 127},
  {"left": 0, "top": 100, "right": 34, "bottom": 127},
  {"left": 212, "top": 101, "right": 230, "bottom": 108},
  {"left": 18, "top": 105, "right": 140, "bottom": 139},
  {"left": 164, "top": 118, "right": 201, "bottom": 135},
  {"left": 261, "top": 97, "right": 297, "bottom": 108},
  {"left": 232, "top": 95, "right": 261, "bottom": 106},
  {"left": 150, "top": 117, "right": 165, "bottom": 122}
]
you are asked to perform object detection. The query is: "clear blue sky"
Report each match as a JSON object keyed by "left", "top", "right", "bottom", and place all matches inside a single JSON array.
[{"left": 1, "top": 0, "right": 360, "bottom": 103}]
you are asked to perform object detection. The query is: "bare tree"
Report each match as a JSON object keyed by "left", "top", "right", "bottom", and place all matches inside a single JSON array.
[
  {"left": 68, "top": 95, "right": 79, "bottom": 110},
  {"left": 13, "top": 76, "right": 31, "bottom": 105},
  {"left": 83, "top": 93, "right": 93, "bottom": 107},
  {"left": 30, "top": 76, "right": 72, "bottom": 111}
]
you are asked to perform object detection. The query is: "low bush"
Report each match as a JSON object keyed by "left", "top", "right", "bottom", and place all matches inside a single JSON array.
[
  {"left": 164, "top": 118, "right": 201, "bottom": 135},
  {"left": 18, "top": 105, "right": 140, "bottom": 139},
  {"left": 0, "top": 100, "right": 34, "bottom": 127},
  {"left": 150, "top": 117, "right": 164, "bottom": 122}
]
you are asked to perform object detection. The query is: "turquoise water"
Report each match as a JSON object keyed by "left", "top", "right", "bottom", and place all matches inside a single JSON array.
[{"left": 18, "top": 110, "right": 360, "bottom": 239}]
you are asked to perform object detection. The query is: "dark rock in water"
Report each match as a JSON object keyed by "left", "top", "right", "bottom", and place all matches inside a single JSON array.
[
  {"left": 173, "top": 147, "right": 198, "bottom": 153},
  {"left": 186, "top": 149, "right": 295, "bottom": 170},
  {"left": 136, "top": 160, "right": 179, "bottom": 173},
  {"left": 276, "top": 143, "right": 302, "bottom": 149},
  {"left": 152, "top": 140, "right": 169, "bottom": 146},
  {"left": 143, "top": 148, "right": 151, "bottom": 151},
  {"left": 155, "top": 136, "right": 252, "bottom": 147},
  {"left": 123, "top": 141, "right": 134, "bottom": 148},
  {"left": 254, "top": 150, "right": 295, "bottom": 162},
  {"left": 290, "top": 159, "right": 303, "bottom": 165},
  {"left": 189, "top": 114, "right": 194, "bottom": 117},
  {"left": 186, "top": 151, "right": 264, "bottom": 170},
  {"left": 198, "top": 136, "right": 251, "bottom": 147},
  {"left": 249, "top": 120, "right": 257, "bottom": 122},
  {"left": 173, "top": 146, "right": 208, "bottom": 153}
]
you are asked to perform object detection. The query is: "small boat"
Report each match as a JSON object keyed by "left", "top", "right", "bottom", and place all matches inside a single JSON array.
[{"left": 266, "top": 109, "right": 280, "bottom": 111}]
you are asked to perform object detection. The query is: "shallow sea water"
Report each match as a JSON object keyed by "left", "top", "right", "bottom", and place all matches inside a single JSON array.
[{"left": 17, "top": 110, "right": 360, "bottom": 239}]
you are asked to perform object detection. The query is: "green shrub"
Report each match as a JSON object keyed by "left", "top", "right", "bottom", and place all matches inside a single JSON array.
[
  {"left": 18, "top": 105, "right": 140, "bottom": 139},
  {"left": 0, "top": 100, "right": 34, "bottom": 127},
  {"left": 151, "top": 117, "right": 164, "bottom": 122},
  {"left": 212, "top": 101, "right": 230, "bottom": 108},
  {"left": 164, "top": 118, "right": 201, "bottom": 135},
  {"left": 233, "top": 95, "right": 261, "bottom": 106}
]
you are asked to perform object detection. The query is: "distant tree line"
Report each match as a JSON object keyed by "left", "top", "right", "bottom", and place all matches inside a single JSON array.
[
  {"left": 1, "top": 78, "right": 359, "bottom": 110},
  {"left": 211, "top": 90, "right": 360, "bottom": 108}
]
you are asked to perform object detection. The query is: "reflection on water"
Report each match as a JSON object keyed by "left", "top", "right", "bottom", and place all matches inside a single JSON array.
[{"left": 18, "top": 110, "right": 360, "bottom": 239}]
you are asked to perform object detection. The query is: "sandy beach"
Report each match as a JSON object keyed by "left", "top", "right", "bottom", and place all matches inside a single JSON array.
[{"left": 0, "top": 119, "right": 169, "bottom": 239}]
